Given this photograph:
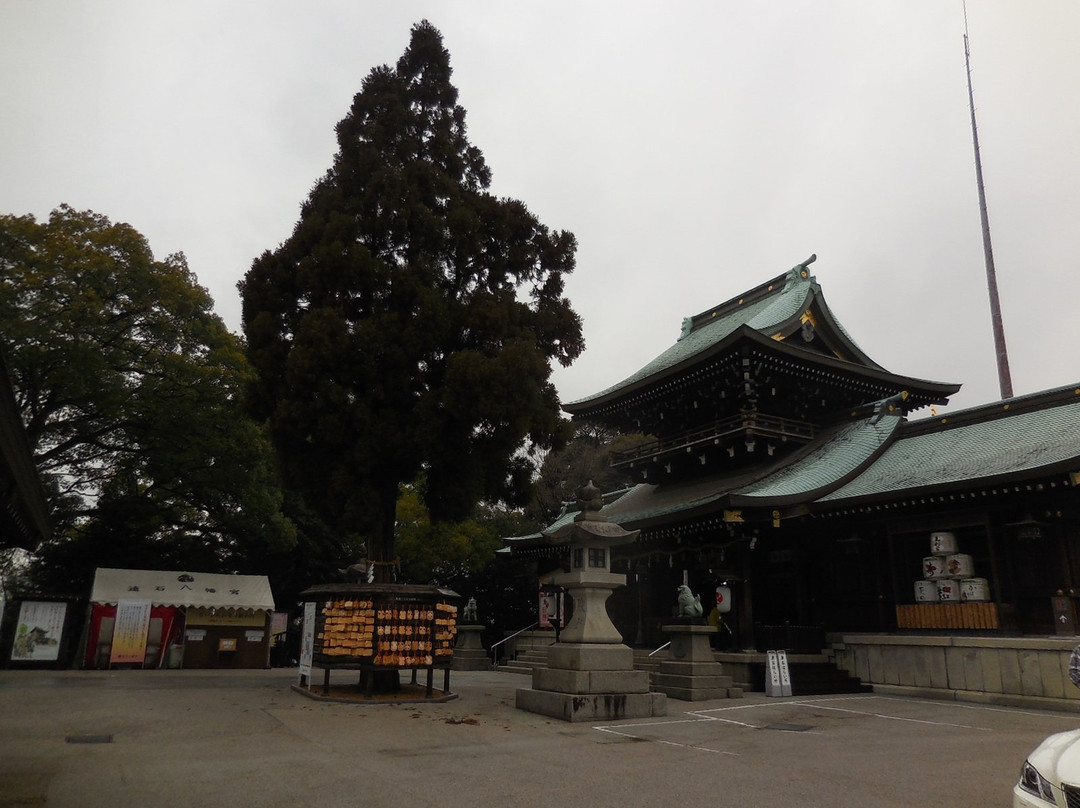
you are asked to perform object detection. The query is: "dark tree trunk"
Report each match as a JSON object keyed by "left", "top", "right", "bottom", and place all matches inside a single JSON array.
[{"left": 371, "top": 485, "right": 399, "bottom": 584}]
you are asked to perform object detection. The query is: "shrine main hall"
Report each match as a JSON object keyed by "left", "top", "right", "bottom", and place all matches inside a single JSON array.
[{"left": 507, "top": 258, "right": 1080, "bottom": 710}]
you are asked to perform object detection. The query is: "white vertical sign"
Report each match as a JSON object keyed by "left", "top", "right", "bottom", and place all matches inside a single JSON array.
[
  {"left": 777, "top": 650, "right": 793, "bottom": 697},
  {"left": 111, "top": 600, "right": 152, "bottom": 664},
  {"left": 766, "top": 650, "right": 793, "bottom": 697},
  {"left": 298, "top": 601, "right": 316, "bottom": 678},
  {"left": 766, "top": 651, "right": 782, "bottom": 696}
]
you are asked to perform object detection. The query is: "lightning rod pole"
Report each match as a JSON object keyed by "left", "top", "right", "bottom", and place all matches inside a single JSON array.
[{"left": 964, "top": 3, "right": 1013, "bottom": 399}]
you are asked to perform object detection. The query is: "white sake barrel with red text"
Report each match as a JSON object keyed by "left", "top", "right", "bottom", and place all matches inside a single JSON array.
[
  {"left": 923, "top": 556, "right": 949, "bottom": 579},
  {"left": 946, "top": 553, "right": 974, "bottom": 579},
  {"left": 936, "top": 579, "right": 961, "bottom": 602},
  {"left": 930, "top": 531, "right": 958, "bottom": 554}
]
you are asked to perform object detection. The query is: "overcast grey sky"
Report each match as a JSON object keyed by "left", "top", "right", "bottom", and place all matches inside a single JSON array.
[{"left": 2, "top": 1, "right": 1077, "bottom": 414}]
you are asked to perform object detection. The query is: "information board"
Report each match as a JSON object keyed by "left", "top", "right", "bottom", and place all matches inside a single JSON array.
[
  {"left": 299, "top": 601, "right": 315, "bottom": 678},
  {"left": 110, "top": 600, "right": 152, "bottom": 664},
  {"left": 11, "top": 601, "right": 67, "bottom": 662}
]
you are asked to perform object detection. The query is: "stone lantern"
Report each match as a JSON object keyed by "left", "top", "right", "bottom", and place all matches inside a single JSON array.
[
  {"left": 546, "top": 482, "right": 632, "bottom": 645},
  {"left": 515, "top": 482, "right": 666, "bottom": 721}
]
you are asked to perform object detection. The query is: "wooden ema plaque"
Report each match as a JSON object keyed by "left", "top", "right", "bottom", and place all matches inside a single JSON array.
[{"left": 312, "top": 594, "right": 458, "bottom": 668}]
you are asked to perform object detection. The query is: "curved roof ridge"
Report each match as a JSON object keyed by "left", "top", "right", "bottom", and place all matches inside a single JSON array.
[
  {"left": 819, "top": 392, "right": 1080, "bottom": 504},
  {"left": 907, "top": 382, "right": 1080, "bottom": 426},
  {"left": 729, "top": 410, "right": 903, "bottom": 503},
  {"left": 681, "top": 265, "right": 810, "bottom": 339},
  {"left": 566, "top": 263, "right": 816, "bottom": 408}
]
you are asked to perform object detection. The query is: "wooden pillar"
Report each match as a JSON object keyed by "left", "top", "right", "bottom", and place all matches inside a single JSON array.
[{"left": 738, "top": 542, "right": 755, "bottom": 650}]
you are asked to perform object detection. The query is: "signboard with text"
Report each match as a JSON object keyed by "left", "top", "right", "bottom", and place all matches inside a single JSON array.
[
  {"left": 766, "top": 650, "right": 793, "bottom": 697},
  {"left": 299, "top": 602, "right": 315, "bottom": 678},
  {"left": 11, "top": 601, "right": 67, "bottom": 662},
  {"left": 110, "top": 599, "right": 152, "bottom": 664}
]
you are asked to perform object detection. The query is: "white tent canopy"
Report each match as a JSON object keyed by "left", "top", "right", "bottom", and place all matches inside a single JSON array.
[{"left": 90, "top": 567, "right": 275, "bottom": 611}]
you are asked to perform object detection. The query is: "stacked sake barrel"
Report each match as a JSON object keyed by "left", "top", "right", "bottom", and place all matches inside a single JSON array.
[{"left": 914, "top": 531, "right": 991, "bottom": 604}]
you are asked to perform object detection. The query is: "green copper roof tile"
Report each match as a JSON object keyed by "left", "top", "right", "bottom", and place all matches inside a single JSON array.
[
  {"left": 820, "top": 399, "right": 1080, "bottom": 502},
  {"left": 732, "top": 412, "right": 901, "bottom": 501},
  {"left": 567, "top": 268, "right": 813, "bottom": 406}
]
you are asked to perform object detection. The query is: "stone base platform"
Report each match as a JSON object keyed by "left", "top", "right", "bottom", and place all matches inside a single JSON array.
[
  {"left": 451, "top": 649, "right": 490, "bottom": 671},
  {"left": 515, "top": 688, "right": 666, "bottom": 722},
  {"left": 452, "top": 625, "right": 490, "bottom": 671},
  {"left": 652, "top": 660, "right": 743, "bottom": 701},
  {"left": 516, "top": 642, "right": 667, "bottom": 722},
  {"left": 652, "top": 623, "right": 742, "bottom": 701}
]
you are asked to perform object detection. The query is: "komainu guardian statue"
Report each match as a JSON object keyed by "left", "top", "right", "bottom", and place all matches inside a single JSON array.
[{"left": 676, "top": 585, "right": 703, "bottom": 618}]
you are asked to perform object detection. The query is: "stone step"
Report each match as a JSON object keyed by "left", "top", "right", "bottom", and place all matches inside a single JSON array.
[
  {"left": 786, "top": 662, "right": 871, "bottom": 695},
  {"left": 495, "top": 645, "right": 551, "bottom": 674},
  {"left": 747, "top": 659, "right": 871, "bottom": 695},
  {"left": 495, "top": 663, "right": 534, "bottom": 675},
  {"left": 517, "top": 650, "right": 550, "bottom": 662}
]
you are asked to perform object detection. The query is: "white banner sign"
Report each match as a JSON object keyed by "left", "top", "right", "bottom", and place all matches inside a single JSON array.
[{"left": 111, "top": 599, "right": 152, "bottom": 664}]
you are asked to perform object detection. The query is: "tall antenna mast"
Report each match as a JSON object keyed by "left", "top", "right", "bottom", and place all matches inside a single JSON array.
[{"left": 964, "top": 2, "right": 1013, "bottom": 399}]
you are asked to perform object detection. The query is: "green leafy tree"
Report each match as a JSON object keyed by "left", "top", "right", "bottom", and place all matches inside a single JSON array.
[
  {"left": 0, "top": 205, "right": 295, "bottom": 593},
  {"left": 395, "top": 483, "right": 501, "bottom": 586},
  {"left": 240, "top": 21, "right": 583, "bottom": 581},
  {"left": 395, "top": 484, "right": 539, "bottom": 641},
  {"left": 531, "top": 423, "right": 651, "bottom": 523}
]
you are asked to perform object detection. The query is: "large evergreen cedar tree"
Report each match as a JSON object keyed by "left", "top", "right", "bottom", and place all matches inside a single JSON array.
[
  {"left": 0, "top": 206, "right": 295, "bottom": 592},
  {"left": 240, "top": 22, "right": 583, "bottom": 580}
]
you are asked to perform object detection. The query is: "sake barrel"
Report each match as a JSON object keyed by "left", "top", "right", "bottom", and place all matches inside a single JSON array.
[
  {"left": 960, "top": 578, "right": 990, "bottom": 602},
  {"left": 914, "top": 580, "right": 939, "bottom": 602},
  {"left": 936, "top": 579, "right": 961, "bottom": 602},
  {"left": 946, "top": 553, "right": 974, "bottom": 579},
  {"left": 923, "top": 556, "right": 949, "bottom": 579},
  {"left": 929, "top": 531, "right": 958, "bottom": 554}
]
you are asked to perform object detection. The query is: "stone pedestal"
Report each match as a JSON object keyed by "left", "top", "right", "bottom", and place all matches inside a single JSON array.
[
  {"left": 516, "top": 643, "right": 666, "bottom": 722},
  {"left": 652, "top": 623, "right": 742, "bottom": 701},
  {"left": 452, "top": 625, "right": 489, "bottom": 671}
]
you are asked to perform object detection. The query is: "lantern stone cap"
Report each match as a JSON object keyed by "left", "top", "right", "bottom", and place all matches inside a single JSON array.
[{"left": 540, "top": 481, "right": 639, "bottom": 546}]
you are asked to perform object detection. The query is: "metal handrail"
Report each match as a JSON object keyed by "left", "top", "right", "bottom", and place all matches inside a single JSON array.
[
  {"left": 490, "top": 622, "right": 540, "bottom": 665},
  {"left": 648, "top": 641, "right": 671, "bottom": 657}
]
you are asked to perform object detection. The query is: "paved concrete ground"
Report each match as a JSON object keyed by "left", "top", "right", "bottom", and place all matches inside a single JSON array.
[{"left": 1, "top": 667, "right": 1077, "bottom": 807}]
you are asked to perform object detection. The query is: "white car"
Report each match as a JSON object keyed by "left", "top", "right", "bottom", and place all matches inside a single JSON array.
[{"left": 1014, "top": 728, "right": 1080, "bottom": 807}]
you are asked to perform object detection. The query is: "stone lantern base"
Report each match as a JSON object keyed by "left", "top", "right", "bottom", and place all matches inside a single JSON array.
[{"left": 515, "top": 643, "right": 666, "bottom": 722}]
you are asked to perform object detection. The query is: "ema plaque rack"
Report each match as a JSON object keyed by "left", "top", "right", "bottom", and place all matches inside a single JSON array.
[{"left": 298, "top": 583, "right": 460, "bottom": 700}]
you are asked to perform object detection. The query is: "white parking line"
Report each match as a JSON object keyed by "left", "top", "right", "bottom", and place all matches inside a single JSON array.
[
  {"left": 593, "top": 693, "right": 1009, "bottom": 746},
  {"left": 594, "top": 723, "right": 742, "bottom": 756},
  {"left": 788, "top": 700, "right": 990, "bottom": 731}
]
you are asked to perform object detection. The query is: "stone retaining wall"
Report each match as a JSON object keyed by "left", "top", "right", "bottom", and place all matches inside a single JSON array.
[{"left": 831, "top": 634, "right": 1080, "bottom": 712}]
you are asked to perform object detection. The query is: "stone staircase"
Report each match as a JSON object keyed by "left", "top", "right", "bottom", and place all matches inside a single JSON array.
[
  {"left": 502, "top": 645, "right": 869, "bottom": 696},
  {"left": 632, "top": 648, "right": 664, "bottom": 678},
  {"left": 496, "top": 647, "right": 551, "bottom": 675},
  {"left": 785, "top": 659, "right": 871, "bottom": 695},
  {"left": 717, "top": 651, "right": 871, "bottom": 695}
]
